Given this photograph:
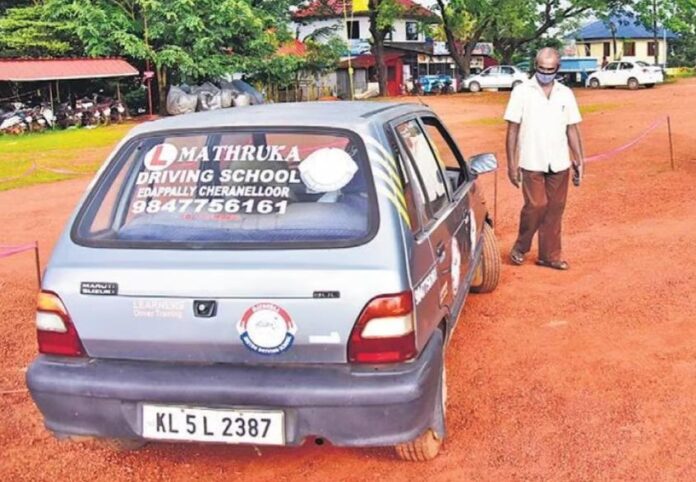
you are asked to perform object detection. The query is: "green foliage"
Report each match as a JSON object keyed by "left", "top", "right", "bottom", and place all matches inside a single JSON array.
[
  {"left": 304, "top": 36, "right": 346, "bottom": 75},
  {"left": 374, "top": 0, "right": 404, "bottom": 33},
  {"left": 43, "top": 0, "right": 282, "bottom": 81},
  {"left": 0, "top": 4, "right": 79, "bottom": 57}
]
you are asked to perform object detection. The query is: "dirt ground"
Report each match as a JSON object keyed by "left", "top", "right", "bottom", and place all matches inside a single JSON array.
[{"left": 1, "top": 79, "right": 695, "bottom": 481}]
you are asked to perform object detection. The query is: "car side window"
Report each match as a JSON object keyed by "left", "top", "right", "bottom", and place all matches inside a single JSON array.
[
  {"left": 394, "top": 145, "right": 425, "bottom": 234},
  {"left": 420, "top": 116, "right": 468, "bottom": 191},
  {"left": 621, "top": 62, "right": 633, "bottom": 70},
  {"left": 606, "top": 62, "right": 619, "bottom": 71},
  {"left": 500, "top": 66, "right": 514, "bottom": 75},
  {"left": 395, "top": 119, "right": 449, "bottom": 220},
  {"left": 480, "top": 67, "right": 492, "bottom": 76}
]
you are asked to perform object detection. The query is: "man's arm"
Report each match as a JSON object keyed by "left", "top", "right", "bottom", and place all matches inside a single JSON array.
[
  {"left": 506, "top": 121, "right": 521, "bottom": 188},
  {"left": 567, "top": 123, "right": 584, "bottom": 186}
]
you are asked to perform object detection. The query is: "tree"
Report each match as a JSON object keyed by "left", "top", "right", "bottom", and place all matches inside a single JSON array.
[
  {"left": 435, "top": 0, "right": 519, "bottom": 78},
  {"left": 0, "top": 4, "right": 80, "bottom": 58},
  {"left": 629, "top": 0, "right": 696, "bottom": 65},
  {"left": 491, "top": 0, "right": 626, "bottom": 65},
  {"left": 42, "top": 0, "right": 290, "bottom": 113},
  {"left": 368, "top": 0, "right": 403, "bottom": 96}
]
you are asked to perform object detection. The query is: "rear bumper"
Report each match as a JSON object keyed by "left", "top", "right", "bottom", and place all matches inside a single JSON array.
[{"left": 26, "top": 331, "right": 443, "bottom": 447}]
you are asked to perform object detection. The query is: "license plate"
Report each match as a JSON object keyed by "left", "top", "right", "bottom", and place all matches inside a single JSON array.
[{"left": 142, "top": 405, "right": 285, "bottom": 445}]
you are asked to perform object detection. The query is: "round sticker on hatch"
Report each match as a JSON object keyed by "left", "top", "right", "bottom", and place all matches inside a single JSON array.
[
  {"left": 299, "top": 148, "right": 358, "bottom": 193},
  {"left": 237, "top": 303, "right": 297, "bottom": 355},
  {"left": 144, "top": 143, "right": 178, "bottom": 171},
  {"left": 451, "top": 238, "right": 461, "bottom": 296}
]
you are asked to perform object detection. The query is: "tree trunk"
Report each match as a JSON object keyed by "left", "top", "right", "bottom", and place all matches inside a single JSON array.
[
  {"left": 369, "top": 1, "right": 388, "bottom": 97},
  {"left": 156, "top": 65, "right": 167, "bottom": 116}
]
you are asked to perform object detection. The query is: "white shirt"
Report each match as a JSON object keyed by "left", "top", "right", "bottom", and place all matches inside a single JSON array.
[{"left": 503, "top": 79, "right": 582, "bottom": 173}]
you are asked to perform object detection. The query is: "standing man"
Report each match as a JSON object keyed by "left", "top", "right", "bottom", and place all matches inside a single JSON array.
[{"left": 504, "top": 47, "right": 585, "bottom": 270}]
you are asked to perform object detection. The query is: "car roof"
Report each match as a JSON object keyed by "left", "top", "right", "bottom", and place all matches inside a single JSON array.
[{"left": 128, "top": 101, "right": 432, "bottom": 136}]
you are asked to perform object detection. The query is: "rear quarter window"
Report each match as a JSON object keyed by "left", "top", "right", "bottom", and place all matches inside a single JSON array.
[{"left": 73, "top": 128, "right": 377, "bottom": 249}]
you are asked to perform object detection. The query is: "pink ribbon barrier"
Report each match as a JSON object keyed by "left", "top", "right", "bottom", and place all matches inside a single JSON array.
[
  {"left": 584, "top": 117, "right": 666, "bottom": 163},
  {"left": 0, "top": 242, "right": 37, "bottom": 260}
]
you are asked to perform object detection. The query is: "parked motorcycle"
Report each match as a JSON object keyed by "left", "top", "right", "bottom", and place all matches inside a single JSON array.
[
  {"left": 0, "top": 103, "right": 30, "bottom": 135},
  {"left": 56, "top": 102, "right": 78, "bottom": 129}
]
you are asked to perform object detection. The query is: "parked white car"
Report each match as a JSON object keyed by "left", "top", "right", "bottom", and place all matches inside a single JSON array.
[
  {"left": 586, "top": 60, "right": 664, "bottom": 90},
  {"left": 462, "top": 66, "right": 529, "bottom": 93}
]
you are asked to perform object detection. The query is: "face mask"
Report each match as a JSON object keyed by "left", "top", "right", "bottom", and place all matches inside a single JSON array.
[{"left": 535, "top": 70, "right": 556, "bottom": 85}]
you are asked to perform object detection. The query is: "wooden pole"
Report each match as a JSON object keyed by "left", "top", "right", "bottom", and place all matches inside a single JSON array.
[
  {"left": 667, "top": 115, "right": 675, "bottom": 170},
  {"left": 116, "top": 80, "right": 122, "bottom": 102},
  {"left": 48, "top": 82, "right": 54, "bottom": 109},
  {"left": 56, "top": 80, "right": 60, "bottom": 103}
]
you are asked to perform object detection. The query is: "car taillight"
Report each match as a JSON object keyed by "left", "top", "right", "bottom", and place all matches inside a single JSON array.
[
  {"left": 35, "top": 291, "right": 85, "bottom": 357},
  {"left": 348, "top": 292, "right": 417, "bottom": 364}
]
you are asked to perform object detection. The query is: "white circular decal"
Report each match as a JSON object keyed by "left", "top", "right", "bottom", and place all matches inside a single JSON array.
[
  {"left": 237, "top": 303, "right": 297, "bottom": 355},
  {"left": 144, "top": 143, "right": 178, "bottom": 171},
  {"left": 299, "top": 148, "right": 358, "bottom": 193},
  {"left": 451, "top": 238, "right": 461, "bottom": 296}
]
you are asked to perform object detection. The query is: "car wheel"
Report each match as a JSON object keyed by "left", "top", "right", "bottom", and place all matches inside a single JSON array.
[
  {"left": 394, "top": 339, "right": 446, "bottom": 462},
  {"left": 468, "top": 81, "right": 481, "bottom": 93},
  {"left": 512, "top": 80, "right": 522, "bottom": 90},
  {"left": 470, "top": 222, "right": 501, "bottom": 294},
  {"left": 589, "top": 78, "right": 600, "bottom": 89},
  {"left": 627, "top": 77, "right": 639, "bottom": 90}
]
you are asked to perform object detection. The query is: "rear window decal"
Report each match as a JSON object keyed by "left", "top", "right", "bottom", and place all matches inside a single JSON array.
[
  {"left": 237, "top": 303, "right": 297, "bottom": 355},
  {"left": 74, "top": 129, "right": 374, "bottom": 247}
]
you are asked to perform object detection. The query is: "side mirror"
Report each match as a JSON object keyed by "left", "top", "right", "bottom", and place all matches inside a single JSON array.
[{"left": 469, "top": 153, "right": 498, "bottom": 176}]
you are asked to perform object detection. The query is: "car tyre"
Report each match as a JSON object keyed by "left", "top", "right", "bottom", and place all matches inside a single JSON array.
[
  {"left": 394, "top": 340, "right": 446, "bottom": 462},
  {"left": 468, "top": 81, "right": 481, "bottom": 93},
  {"left": 589, "top": 78, "right": 600, "bottom": 89},
  {"left": 627, "top": 77, "right": 640, "bottom": 90},
  {"left": 511, "top": 80, "right": 522, "bottom": 90},
  {"left": 470, "top": 222, "right": 501, "bottom": 294}
]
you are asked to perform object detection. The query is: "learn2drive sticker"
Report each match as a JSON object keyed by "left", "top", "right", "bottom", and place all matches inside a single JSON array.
[{"left": 237, "top": 303, "right": 297, "bottom": 355}]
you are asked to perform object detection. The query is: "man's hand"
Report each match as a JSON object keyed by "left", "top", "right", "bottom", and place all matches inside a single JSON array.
[
  {"left": 572, "top": 162, "right": 583, "bottom": 187},
  {"left": 508, "top": 166, "right": 521, "bottom": 188},
  {"left": 567, "top": 124, "right": 585, "bottom": 188}
]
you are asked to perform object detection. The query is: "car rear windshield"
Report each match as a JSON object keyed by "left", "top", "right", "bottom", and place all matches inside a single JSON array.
[{"left": 72, "top": 128, "right": 376, "bottom": 248}]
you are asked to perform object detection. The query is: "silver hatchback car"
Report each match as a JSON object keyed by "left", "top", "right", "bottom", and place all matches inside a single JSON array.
[{"left": 27, "top": 101, "right": 501, "bottom": 461}]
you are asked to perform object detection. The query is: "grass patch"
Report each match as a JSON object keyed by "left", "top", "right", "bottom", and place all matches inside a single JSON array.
[
  {"left": 579, "top": 102, "right": 621, "bottom": 115},
  {"left": 0, "top": 123, "right": 132, "bottom": 191}
]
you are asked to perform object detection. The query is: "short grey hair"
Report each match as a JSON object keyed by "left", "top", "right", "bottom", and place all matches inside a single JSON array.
[{"left": 535, "top": 47, "right": 561, "bottom": 65}]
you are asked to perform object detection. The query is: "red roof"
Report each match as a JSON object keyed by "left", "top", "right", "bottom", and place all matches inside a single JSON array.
[
  {"left": 294, "top": 0, "right": 435, "bottom": 20},
  {"left": 0, "top": 58, "right": 139, "bottom": 82},
  {"left": 338, "top": 52, "right": 404, "bottom": 69},
  {"left": 277, "top": 39, "right": 308, "bottom": 57}
]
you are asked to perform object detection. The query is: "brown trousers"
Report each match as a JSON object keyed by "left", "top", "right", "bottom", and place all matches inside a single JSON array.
[{"left": 513, "top": 168, "right": 570, "bottom": 262}]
